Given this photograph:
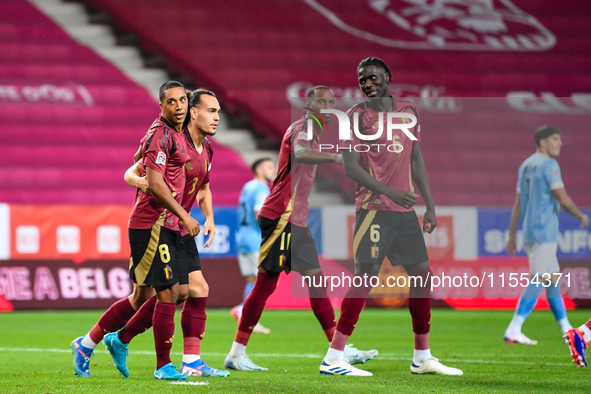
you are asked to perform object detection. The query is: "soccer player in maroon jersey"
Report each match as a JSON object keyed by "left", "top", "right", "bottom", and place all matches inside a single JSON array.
[
  {"left": 319, "top": 58, "right": 462, "bottom": 376},
  {"left": 102, "top": 88, "right": 229, "bottom": 378},
  {"left": 224, "top": 86, "right": 378, "bottom": 371},
  {"left": 565, "top": 319, "right": 591, "bottom": 367},
  {"left": 71, "top": 81, "right": 199, "bottom": 380}
]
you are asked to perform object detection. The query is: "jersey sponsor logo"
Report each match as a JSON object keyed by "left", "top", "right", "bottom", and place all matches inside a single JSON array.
[
  {"left": 303, "top": 0, "right": 555, "bottom": 51},
  {"left": 156, "top": 151, "right": 167, "bottom": 165}
]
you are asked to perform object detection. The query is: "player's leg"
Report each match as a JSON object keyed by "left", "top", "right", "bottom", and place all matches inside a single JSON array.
[
  {"left": 393, "top": 211, "right": 461, "bottom": 375},
  {"left": 505, "top": 243, "right": 545, "bottom": 344},
  {"left": 225, "top": 217, "right": 287, "bottom": 371},
  {"left": 232, "top": 253, "right": 257, "bottom": 322},
  {"left": 180, "top": 269, "right": 229, "bottom": 377},
  {"left": 152, "top": 283, "right": 185, "bottom": 380},
  {"left": 321, "top": 209, "right": 383, "bottom": 376},
  {"left": 71, "top": 227, "right": 157, "bottom": 377},
  {"left": 540, "top": 243, "right": 572, "bottom": 333}
]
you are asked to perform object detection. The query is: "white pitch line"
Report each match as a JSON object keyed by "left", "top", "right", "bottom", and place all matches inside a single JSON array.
[{"left": 0, "top": 347, "right": 573, "bottom": 367}]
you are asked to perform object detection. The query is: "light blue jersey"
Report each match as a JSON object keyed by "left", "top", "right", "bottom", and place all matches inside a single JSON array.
[
  {"left": 517, "top": 153, "right": 564, "bottom": 243},
  {"left": 236, "top": 179, "right": 270, "bottom": 253}
]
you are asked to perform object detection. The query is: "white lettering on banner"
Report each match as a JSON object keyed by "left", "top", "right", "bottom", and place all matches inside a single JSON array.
[
  {"left": 507, "top": 92, "right": 591, "bottom": 114},
  {"left": 97, "top": 226, "right": 121, "bottom": 254},
  {"left": 16, "top": 226, "right": 40, "bottom": 254},
  {"left": 56, "top": 226, "right": 80, "bottom": 254},
  {"left": 483, "top": 229, "right": 524, "bottom": 254},
  {"left": 0, "top": 84, "right": 94, "bottom": 105},
  {"left": 2, "top": 266, "right": 130, "bottom": 301},
  {"left": 58, "top": 267, "right": 131, "bottom": 300},
  {"left": 59, "top": 268, "right": 79, "bottom": 299},
  {"left": 34, "top": 267, "right": 59, "bottom": 300},
  {"left": 197, "top": 225, "right": 230, "bottom": 254},
  {"left": 78, "top": 268, "right": 97, "bottom": 299},
  {"left": 0, "top": 267, "right": 32, "bottom": 300},
  {"left": 108, "top": 268, "right": 131, "bottom": 298}
]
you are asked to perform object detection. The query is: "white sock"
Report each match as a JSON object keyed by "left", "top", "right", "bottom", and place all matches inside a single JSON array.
[
  {"left": 413, "top": 349, "right": 432, "bottom": 365},
  {"left": 324, "top": 347, "right": 344, "bottom": 364},
  {"left": 80, "top": 334, "right": 98, "bottom": 350},
  {"left": 182, "top": 354, "right": 201, "bottom": 364},
  {"left": 229, "top": 341, "right": 246, "bottom": 358},
  {"left": 506, "top": 315, "right": 526, "bottom": 335},
  {"left": 557, "top": 317, "right": 572, "bottom": 333},
  {"left": 579, "top": 324, "right": 591, "bottom": 343}
]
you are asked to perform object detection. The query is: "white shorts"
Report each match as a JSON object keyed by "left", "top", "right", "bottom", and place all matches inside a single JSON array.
[
  {"left": 238, "top": 252, "right": 259, "bottom": 277},
  {"left": 525, "top": 242, "right": 560, "bottom": 276}
]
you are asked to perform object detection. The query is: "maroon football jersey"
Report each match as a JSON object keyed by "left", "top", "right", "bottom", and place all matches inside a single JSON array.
[
  {"left": 340, "top": 99, "right": 421, "bottom": 213},
  {"left": 178, "top": 129, "right": 213, "bottom": 236},
  {"left": 259, "top": 116, "right": 318, "bottom": 227},
  {"left": 128, "top": 117, "right": 188, "bottom": 231}
]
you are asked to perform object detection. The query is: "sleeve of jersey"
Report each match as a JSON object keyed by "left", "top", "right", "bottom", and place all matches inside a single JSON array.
[
  {"left": 253, "top": 186, "right": 270, "bottom": 212},
  {"left": 338, "top": 108, "right": 359, "bottom": 150},
  {"left": 292, "top": 122, "right": 313, "bottom": 148},
  {"left": 143, "top": 128, "right": 169, "bottom": 174},
  {"left": 545, "top": 160, "right": 564, "bottom": 190},
  {"left": 516, "top": 166, "right": 523, "bottom": 193}
]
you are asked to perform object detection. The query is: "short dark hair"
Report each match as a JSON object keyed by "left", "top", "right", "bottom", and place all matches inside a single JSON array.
[
  {"left": 188, "top": 88, "right": 216, "bottom": 109},
  {"left": 357, "top": 57, "right": 392, "bottom": 82},
  {"left": 183, "top": 88, "right": 216, "bottom": 128},
  {"left": 251, "top": 157, "right": 272, "bottom": 173},
  {"left": 159, "top": 80, "right": 185, "bottom": 102},
  {"left": 534, "top": 125, "right": 560, "bottom": 147},
  {"left": 307, "top": 85, "right": 331, "bottom": 97}
]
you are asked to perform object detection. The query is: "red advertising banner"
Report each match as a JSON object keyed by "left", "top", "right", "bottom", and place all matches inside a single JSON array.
[{"left": 10, "top": 205, "right": 131, "bottom": 260}]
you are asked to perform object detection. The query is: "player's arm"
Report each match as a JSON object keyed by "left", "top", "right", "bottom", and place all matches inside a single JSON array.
[
  {"left": 124, "top": 161, "right": 151, "bottom": 195},
  {"left": 145, "top": 167, "right": 200, "bottom": 236},
  {"left": 341, "top": 150, "right": 418, "bottom": 209},
  {"left": 552, "top": 188, "right": 589, "bottom": 228},
  {"left": 294, "top": 143, "right": 343, "bottom": 165},
  {"left": 506, "top": 193, "right": 521, "bottom": 256},
  {"left": 197, "top": 182, "right": 215, "bottom": 248},
  {"left": 133, "top": 144, "right": 142, "bottom": 163},
  {"left": 411, "top": 144, "right": 436, "bottom": 233}
]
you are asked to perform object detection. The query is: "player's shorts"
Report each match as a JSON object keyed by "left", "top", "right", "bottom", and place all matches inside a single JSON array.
[
  {"left": 525, "top": 242, "right": 560, "bottom": 276},
  {"left": 177, "top": 234, "right": 202, "bottom": 285},
  {"left": 128, "top": 226, "right": 181, "bottom": 288},
  {"left": 258, "top": 216, "right": 320, "bottom": 274},
  {"left": 353, "top": 209, "right": 429, "bottom": 267},
  {"left": 238, "top": 252, "right": 259, "bottom": 277}
]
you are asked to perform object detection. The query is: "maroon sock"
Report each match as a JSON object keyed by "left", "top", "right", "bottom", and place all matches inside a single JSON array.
[
  {"left": 89, "top": 297, "right": 136, "bottom": 343},
  {"left": 119, "top": 296, "right": 157, "bottom": 344},
  {"left": 585, "top": 319, "right": 591, "bottom": 331},
  {"left": 153, "top": 301, "right": 176, "bottom": 369},
  {"left": 308, "top": 272, "right": 337, "bottom": 341},
  {"left": 235, "top": 272, "right": 279, "bottom": 344},
  {"left": 330, "top": 329, "right": 349, "bottom": 351},
  {"left": 181, "top": 297, "right": 207, "bottom": 356},
  {"left": 408, "top": 267, "right": 432, "bottom": 336},
  {"left": 335, "top": 274, "right": 373, "bottom": 337}
]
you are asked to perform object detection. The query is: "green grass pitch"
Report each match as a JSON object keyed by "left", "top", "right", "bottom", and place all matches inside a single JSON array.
[{"left": 0, "top": 308, "right": 589, "bottom": 393}]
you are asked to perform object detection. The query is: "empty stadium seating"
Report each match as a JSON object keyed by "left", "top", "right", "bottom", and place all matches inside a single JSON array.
[
  {"left": 83, "top": 0, "right": 591, "bottom": 207},
  {"left": 1, "top": 0, "right": 251, "bottom": 205}
]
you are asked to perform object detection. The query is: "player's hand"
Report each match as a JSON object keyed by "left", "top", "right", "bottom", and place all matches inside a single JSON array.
[
  {"left": 182, "top": 216, "right": 201, "bottom": 237},
  {"left": 203, "top": 220, "right": 216, "bottom": 248},
  {"left": 423, "top": 209, "right": 437, "bottom": 234},
  {"left": 386, "top": 190, "right": 418, "bottom": 209},
  {"left": 136, "top": 176, "right": 151, "bottom": 195},
  {"left": 506, "top": 236, "right": 517, "bottom": 257},
  {"left": 580, "top": 214, "right": 589, "bottom": 229},
  {"left": 333, "top": 154, "right": 344, "bottom": 166}
]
